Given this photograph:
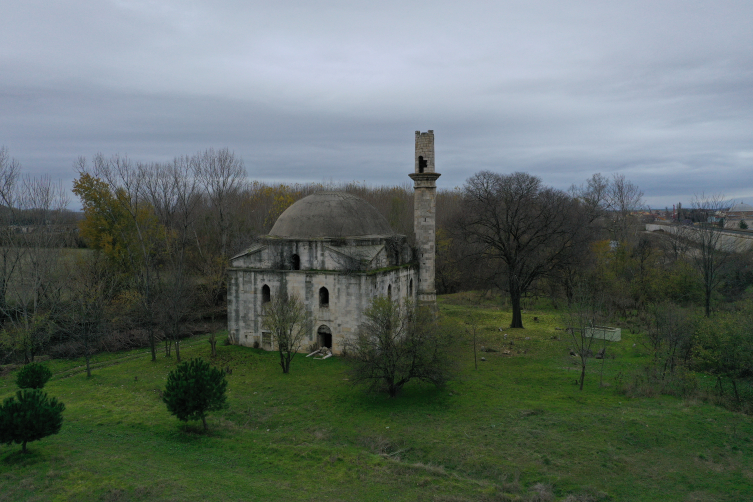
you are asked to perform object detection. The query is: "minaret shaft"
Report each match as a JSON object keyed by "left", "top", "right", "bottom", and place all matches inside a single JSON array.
[{"left": 409, "top": 130, "right": 440, "bottom": 305}]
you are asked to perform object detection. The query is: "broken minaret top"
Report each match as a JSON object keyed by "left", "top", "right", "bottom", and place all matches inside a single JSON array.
[{"left": 414, "top": 130, "right": 435, "bottom": 174}]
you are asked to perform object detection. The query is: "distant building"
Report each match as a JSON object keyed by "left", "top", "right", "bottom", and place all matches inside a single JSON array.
[{"left": 724, "top": 202, "right": 753, "bottom": 229}]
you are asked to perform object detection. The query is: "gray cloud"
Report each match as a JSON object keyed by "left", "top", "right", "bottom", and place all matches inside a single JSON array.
[{"left": 2, "top": 0, "right": 752, "bottom": 208}]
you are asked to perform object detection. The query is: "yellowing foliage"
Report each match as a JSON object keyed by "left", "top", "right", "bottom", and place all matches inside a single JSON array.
[{"left": 72, "top": 173, "right": 167, "bottom": 274}]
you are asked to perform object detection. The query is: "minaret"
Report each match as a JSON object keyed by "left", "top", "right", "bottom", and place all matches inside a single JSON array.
[{"left": 409, "top": 130, "right": 440, "bottom": 306}]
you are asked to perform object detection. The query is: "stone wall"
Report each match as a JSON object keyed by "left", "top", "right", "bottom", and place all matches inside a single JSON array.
[
  {"left": 227, "top": 265, "right": 417, "bottom": 353},
  {"left": 646, "top": 223, "right": 753, "bottom": 252},
  {"left": 231, "top": 236, "right": 413, "bottom": 272}
]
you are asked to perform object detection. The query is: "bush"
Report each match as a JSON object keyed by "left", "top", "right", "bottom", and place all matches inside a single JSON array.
[
  {"left": 163, "top": 358, "right": 228, "bottom": 431},
  {"left": 16, "top": 362, "right": 52, "bottom": 389},
  {"left": 346, "top": 297, "right": 455, "bottom": 397},
  {"left": 0, "top": 389, "right": 65, "bottom": 453}
]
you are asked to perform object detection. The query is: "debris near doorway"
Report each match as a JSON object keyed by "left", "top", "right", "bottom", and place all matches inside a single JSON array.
[{"left": 306, "top": 347, "right": 334, "bottom": 360}]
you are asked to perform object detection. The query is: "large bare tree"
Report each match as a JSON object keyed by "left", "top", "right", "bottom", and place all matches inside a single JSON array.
[
  {"left": 458, "top": 171, "right": 594, "bottom": 328},
  {"left": 689, "top": 193, "right": 735, "bottom": 317},
  {"left": 142, "top": 157, "right": 201, "bottom": 362},
  {"left": 604, "top": 173, "right": 644, "bottom": 243},
  {"left": 195, "top": 148, "right": 246, "bottom": 259}
]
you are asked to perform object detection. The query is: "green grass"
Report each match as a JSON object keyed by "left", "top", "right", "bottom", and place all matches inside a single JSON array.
[{"left": 1, "top": 296, "right": 752, "bottom": 501}]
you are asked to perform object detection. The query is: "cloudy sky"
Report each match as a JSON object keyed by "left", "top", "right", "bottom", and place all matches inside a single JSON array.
[{"left": 2, "top": 0, "right": 752, "bottom": 208}]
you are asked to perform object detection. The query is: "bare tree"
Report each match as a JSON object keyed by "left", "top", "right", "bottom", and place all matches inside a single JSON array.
[
  {"left": 689, "top": 193, "right": 735, "bottom": 317},
  {"left": 65, "top": 251, "right": 117, "bottom": 377},
  {"left": 464, "top": 309, "right": 481, "bottom": 370},
  {"left": 2, "top": 175, "right": 69, "bottom": 362},
  {"left": 0, "top": 147, "right": 23, "bottom": 323},
  {"left": 142, "top": 157, "right": 201, "bottom": 362},
  {"left": 659, "top": 224, "right": 692, "bottom": 265},
  {"left": 566, "top": 282, "right": 606, "bottom": 391},
  {"left": 195, "top": 148, "right": 246, "bottom": 259},
  {"left": 458, "top": 171, "right": 594, "bottom": 328},
  {"left": 604, "top": 173, "right": 644, "bottom": 243},
  {"left": 345, "top": 297, "right": 454, "bottom": 397},
  {"left": 262, "top": 291, "right": 311, "bottom": 374},
  {"left": 644, "top": 302, "right": 694, "bottom": 378}
]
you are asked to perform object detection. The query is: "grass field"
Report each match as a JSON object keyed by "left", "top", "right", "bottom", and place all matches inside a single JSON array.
[{"left": 1, "top": 295, "right": 752, "bottom": 501}]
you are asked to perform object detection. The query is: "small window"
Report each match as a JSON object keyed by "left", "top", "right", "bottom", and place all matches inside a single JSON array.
[
  {"left": 387, "top": 284, "right": 392, "bottom": 300},
  {"left": 409, "top": 279, "right": 413, "bottom": 297},
  {"left": 291, "top": 254, "right": 300, "bottom": 270},
  {"left": 319, "top": 287, "right": 329, "bottom": 308},
  {"left": 262, "top": 284, "right": 271, "bottom": 303}
]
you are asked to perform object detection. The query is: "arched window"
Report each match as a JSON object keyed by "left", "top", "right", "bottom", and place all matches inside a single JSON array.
[
  {"left": 409, "top": 279, "right": 413, "bottom": 297},
  {"left": 387, "top": 284, "right": 392, "bottom": 300},
  {"left": 319, "top": 287, "right": 329, "bottom": 308},
  {"left": 261, "top": 284, "right": 270, "bottom": 303},
  {"left": 291, "top": 254, "right": 300, "bottom": 270}
]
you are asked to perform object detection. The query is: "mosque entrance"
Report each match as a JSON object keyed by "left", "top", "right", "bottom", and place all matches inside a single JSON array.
[{"left": 317, "top": 325, "right": 332, "bottom": 349}]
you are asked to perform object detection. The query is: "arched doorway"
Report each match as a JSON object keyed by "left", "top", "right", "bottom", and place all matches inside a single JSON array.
[{"left": 317, "top": 325, "right": 332, "bottom": 349}]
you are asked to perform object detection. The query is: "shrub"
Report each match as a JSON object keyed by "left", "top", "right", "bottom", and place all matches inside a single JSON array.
[
  {"left": 163, "top": 358, "right": 228, "bottom": 431},
  {"left": 0, "top": 389, "right": 65, "bottom": 453},
  {"left": 346, "top": 297, "right": 454, "bottom": 397},
  {"left": 16, "top": 362, "right": 52, "bottom": 389}
]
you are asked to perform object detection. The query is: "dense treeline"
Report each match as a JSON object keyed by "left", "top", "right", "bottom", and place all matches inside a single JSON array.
[
  {"left": 1, "top": 145, "right": 752, "bottom": 410},
  {"left": 0, "top": 147, "right": 424, "bottom": 366}
]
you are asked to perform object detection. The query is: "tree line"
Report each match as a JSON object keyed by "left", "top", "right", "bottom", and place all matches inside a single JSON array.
[
  {"left": 1, "top": 145, "right": 752, "bottom": 403},
  {"left": 0, "top": 146, "right": 422, "bottom": 366}
]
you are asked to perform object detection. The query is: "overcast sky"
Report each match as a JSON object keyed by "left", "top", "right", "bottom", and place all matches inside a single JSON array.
[{"left": 2, "top": 0, "right": 752, "bottom": 209}]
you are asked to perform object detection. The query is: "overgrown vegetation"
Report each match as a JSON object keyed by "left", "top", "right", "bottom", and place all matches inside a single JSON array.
[
  {"left": 346, "top": 297, "right": 454, "bottom": 397},
  {"left": 0, "top": 144, "right": 752, "bottom": 498},
  {"left": 1, "top": 302, "right": 751, "bottom": 500}
]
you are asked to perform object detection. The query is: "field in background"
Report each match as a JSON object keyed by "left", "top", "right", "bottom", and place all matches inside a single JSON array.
[{"left": 1, "top": 295, "right": 752, "bottom": 501}]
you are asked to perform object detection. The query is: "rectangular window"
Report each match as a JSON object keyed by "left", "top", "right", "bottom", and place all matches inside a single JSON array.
[{"left": 262, "top": 331, "right": 272, "bottom": 350}]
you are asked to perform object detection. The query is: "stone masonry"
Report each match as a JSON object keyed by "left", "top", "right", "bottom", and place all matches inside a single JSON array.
[{"left": 409, "top": 130, "right": 441, "bottom": 305}]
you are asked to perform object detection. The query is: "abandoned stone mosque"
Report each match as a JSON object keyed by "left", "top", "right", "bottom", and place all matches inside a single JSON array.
[{"left": 227, "top": 131, "right": 440, "bottom": 353}]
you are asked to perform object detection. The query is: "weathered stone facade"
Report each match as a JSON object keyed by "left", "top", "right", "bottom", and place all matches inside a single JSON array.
[
  {"left": 227, "top": 131, "right": 439, "bottom": 353},
  {"left": 409, "top": 130, "right": 441, "bottom": 304}
]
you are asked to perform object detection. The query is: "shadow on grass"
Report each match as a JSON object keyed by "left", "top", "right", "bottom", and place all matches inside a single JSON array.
[
  {"left": 154, "top": 420, "right": 227, "bottom": 444},
  {"left": 1, "top": 447, "right": 47, "bottom": 466},
  {"left": 346, "top": 381, "right": 454, "bottom": 412}
]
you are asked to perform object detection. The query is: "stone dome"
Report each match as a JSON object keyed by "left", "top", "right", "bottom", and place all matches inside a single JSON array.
[{"left": 269, "top": 191, "right": 393, "bottom": 238}]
